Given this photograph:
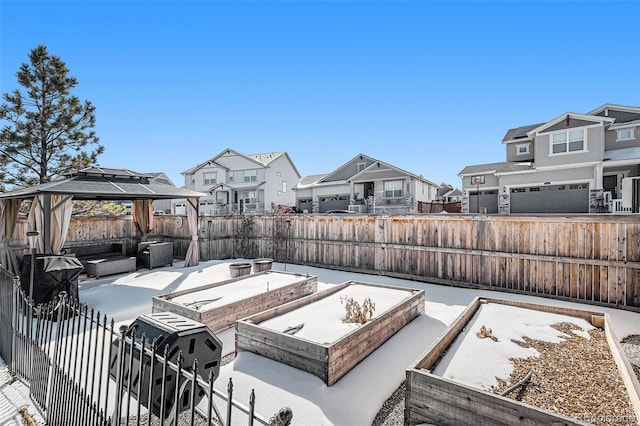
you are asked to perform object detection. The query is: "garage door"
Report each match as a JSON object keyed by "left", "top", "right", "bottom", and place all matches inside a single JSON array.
[
  {"left": 319, "top": 196, "right": 349, "bottom": 212},
  {"left": 510, "top": 184, "right": 589, "bottom": 214}
]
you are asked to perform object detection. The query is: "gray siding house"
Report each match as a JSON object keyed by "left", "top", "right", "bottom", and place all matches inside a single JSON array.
[
  {"left": 175, "top": 149, "right": 301, "bottom": 215},
  {"left": 294, "top": 154, "right": 439, "bottom": 214},
  {"left": 458, "top": 104, "right": 640, "bottom": 214}
]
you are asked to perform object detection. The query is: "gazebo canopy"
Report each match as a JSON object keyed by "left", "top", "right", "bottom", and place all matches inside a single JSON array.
[{"left": 0, "top": 167, "right": 204, "bottom": 201}]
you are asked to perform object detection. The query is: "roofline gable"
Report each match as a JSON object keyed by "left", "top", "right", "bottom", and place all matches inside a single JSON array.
[
  {"left": 526, "top": 112, "right": 614, "bottom": 138},
  {"left": 211, "top": 148, "right": 265, "bottom": 168},
  {"left": 349, "top": 160, "right": 438, "bottom": 186},
  {"left": 182, "top": 148, "right": 266, "bottom": 175},
  {"left": 587, "top": 103, "right": 640, "bottom": 116},
  {"left": 319, "top": 153, "right": 377, "bottom": 182},
  {"left": 265, "top": 151, "right": 302, "bottom": 178}
]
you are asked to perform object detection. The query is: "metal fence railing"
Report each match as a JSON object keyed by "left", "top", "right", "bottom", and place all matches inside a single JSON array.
[{"left": 0, "top": 266, "right": 292, "bottom": 426}]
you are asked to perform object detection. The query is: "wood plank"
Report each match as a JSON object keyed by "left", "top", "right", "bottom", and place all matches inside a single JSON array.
[{"left": 406, "top": 371, "right": 582, "bottom": 426}]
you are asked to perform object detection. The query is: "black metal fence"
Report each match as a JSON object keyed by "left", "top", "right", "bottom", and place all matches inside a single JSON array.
[{"left": 0, "top": 266, "right": 292, "bottom": 426}]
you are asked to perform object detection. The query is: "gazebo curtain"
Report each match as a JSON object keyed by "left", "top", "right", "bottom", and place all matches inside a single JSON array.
[
  {"left": 0, "top": 199, "right": 21, "bottom": 275},
  {"left": 184, "top": 197, "right": 199, "bottom": 267},
  {"left": 28, "top": 195, "right": 45, "bottom": 253},
  {"left": 50, "top": 195, "right": 73, "bottom": 254},
  {"left": 27, "top": 194, "right": 74, "bottom": 255},
  {"left": 132, "top": 199, "right": 154, "bottom": 241}
]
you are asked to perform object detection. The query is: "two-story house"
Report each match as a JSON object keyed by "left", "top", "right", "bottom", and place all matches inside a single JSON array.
[
  {"left": 175, "top": 149, "right": 301, "bottom": 215},
  {"left": 293, "top": 154, "right": 439, "bottom": 214},
  {"left": 458, "top": 104, "right": 640, "bottom": 214}
]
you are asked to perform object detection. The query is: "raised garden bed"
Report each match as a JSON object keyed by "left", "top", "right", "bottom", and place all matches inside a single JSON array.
[
  {"left": 236, "top": 280, "right": 425, "bottom": 386},
  {"left": 405, "top": 297, "right": 640, "bottom": 426},
  {"left": 151, "top": 270, "right": 317, "bottom": 334}
]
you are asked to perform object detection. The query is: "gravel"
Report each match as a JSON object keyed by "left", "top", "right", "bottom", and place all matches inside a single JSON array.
[
  {"left": 373, "top": 330, "right": 640, "bottom": 426},
  {"left": 372, "top": 382, "right": 405, "bottom": 426},
  {"left": 491, "top": 323, "right": 637, "bottom": 426}
]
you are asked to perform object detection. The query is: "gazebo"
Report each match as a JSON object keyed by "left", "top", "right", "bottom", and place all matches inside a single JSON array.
[{"left": 0, "top": 167, "right": 205, "bottom": 275}]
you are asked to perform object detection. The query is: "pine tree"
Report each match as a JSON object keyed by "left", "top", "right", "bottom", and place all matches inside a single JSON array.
[{"left": 0, "top": 45, "right": 104, "bottom": 190}]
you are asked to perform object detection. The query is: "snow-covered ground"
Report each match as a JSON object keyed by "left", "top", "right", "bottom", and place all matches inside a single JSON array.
[
  {"left": 2, "top": 258, "right": 640, "bottom": 425},
  {"left": 0, "top": 358, "right": 45, "bottom": 426}
]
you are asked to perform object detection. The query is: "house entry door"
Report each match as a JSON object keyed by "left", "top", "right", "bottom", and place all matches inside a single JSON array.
[{"left": 603, "top": 175, "right": 618, "bottom": 199}]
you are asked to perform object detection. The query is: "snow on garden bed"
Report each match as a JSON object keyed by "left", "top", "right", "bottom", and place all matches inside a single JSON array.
[
  {"left": 259, "top": 282, "right": 413, "bottom": 344},
  {"left": 432, "top": 302, "right": 595, "bottom": 390},
  {"left": 152, "top": 270, "right": 317, "bottom": 333},
  {"left": 237, "top": 280, "right": 425, "bottom": 385}
]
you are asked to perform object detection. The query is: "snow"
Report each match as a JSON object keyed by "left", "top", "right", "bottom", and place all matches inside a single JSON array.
[
  {"left": 0, "top": 359, "right": 45, "bottom": 426},
  {"left": 259, "top": 283, "right": 413, "bottom": 343},
  {"left": 169, "top": 270, "right": 307, "bottom": 311},
  {"left": 432, "top": 303, "right": 595, "bottom": 390},
  {"left": 2, "top": 259, "right": 640, "bottom": 425}
]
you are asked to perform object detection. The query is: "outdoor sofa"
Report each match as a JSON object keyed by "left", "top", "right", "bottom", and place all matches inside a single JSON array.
[
  {"left": 137, "top": 241, "right": 173, "bottom": 269},
  {"left": 63, "top": 243, "right": 137, "bottom": 278}
]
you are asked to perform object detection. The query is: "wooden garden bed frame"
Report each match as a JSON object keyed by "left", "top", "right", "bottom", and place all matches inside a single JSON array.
[
  {"left": 236, "top": 280, "right": 425, "bottom": 386},
  {"left": 152, "top": 270, "right": 317, "bottom": 333},
  {"left": 405, "top": 297, "right": 640, "bottom": 425}
]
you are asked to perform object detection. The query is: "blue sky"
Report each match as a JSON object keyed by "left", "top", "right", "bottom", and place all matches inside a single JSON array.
[{"left": 2, "top": 1, "right": 639, "bottom": 189}]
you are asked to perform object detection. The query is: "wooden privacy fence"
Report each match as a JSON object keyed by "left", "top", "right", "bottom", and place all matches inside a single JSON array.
[{"left": 11, "top": 214, "right": 640, "bottom": 309}]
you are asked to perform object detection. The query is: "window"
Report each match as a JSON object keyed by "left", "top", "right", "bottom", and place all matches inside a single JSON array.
[
  {"left": 282, "top": 181, "right": 287, "bottom": 193},
  {"left": 470, "top": 175, "right": 485, "bottom": 185},
  {"left": 357, "top": 162, "right": 367, "bottom": 172},
  {"left": 516, "top": 144, "right": 530, "bottom": 155},
  {"left": 244, "top": 169, "right": 257, "bottom": 182},
  {"left": 384, "top": 180, "right": 403, "bottom": 198},
  {"left": 551, "top": 129, "right": 585, "bottom": 154},
  {"left": 190, "top": 176, "right": 196, "bottom": 185},
  {"left": 617, "top": 129, "right": 635, "bottom": 141},
  {"left": 228, "top": 173, "right": 234, "bottom": 182},
  {"left": 203, "top": 172, "right": 217, "bottom": 185},
  {"left": 244, "top": 191, "right": 256, "bottom": 203}
]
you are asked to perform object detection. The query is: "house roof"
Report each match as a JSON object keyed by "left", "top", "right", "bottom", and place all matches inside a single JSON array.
[
  {"left": 350, "top": 159, "right": 438, "bottom": 186},
  {"left": 458, "top": 162, "right": 533, "bottom": 176},
  {"left": 439, "top": 187, "right": 463, "bottom": 199},
  {"left": 146, "top": 172, "right": 175, "bottom": 186},
  {"left": 603, "top": 147, "right": 640, "bottom": 162},
  {"left": 587, "top": 103, "right": 640, "bottom": 116},
  {"left": 315, "top": 153, "right": 437, "bottom": 187},
  {"left": 526, "top": 112, "right": 614, "bottom": 138},
  {"left": 294, "top": 174, "right": 328, "bottom": 189},
  {"left": 182, "top": 149, "right": 301, "bottom": 178},
  {"left": 0, "top": 167, "right": 205, "bottom": 201},
  {"left": 320, "top": 154, "right": 377, "bottom": 183},
  {"left": 208, "top": 181, "right": 266, "bottom": 191},
  {"left": 610, "top": 119, "right": 640, "bottom": 128},
  {"left": 248, "top": 152, "right": 286, "bottom": 166},
  {"left": 502, "top": 123, "right": 545, "bottom": 143}
]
